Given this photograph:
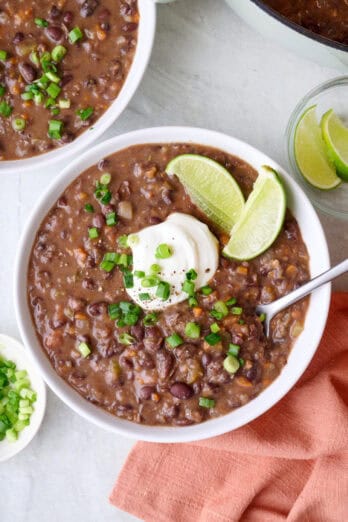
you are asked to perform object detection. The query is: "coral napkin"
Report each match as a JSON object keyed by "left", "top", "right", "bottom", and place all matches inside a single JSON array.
[{"left": 110, "top": 293, "right": 348, "bottom": 522}]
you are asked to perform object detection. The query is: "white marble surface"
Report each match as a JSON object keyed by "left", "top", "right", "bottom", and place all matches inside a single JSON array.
[{"left": 1, "top": 1, "right": 347, "bottom": 521}]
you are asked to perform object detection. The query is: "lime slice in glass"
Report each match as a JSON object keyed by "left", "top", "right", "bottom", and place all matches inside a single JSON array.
[
  {"left": 223, "top": 166, "right": 286, "bottom": 261},
  {"left": 294, "top": 105, "right": 340, "bottom": 190},
  {"left": 166, "top": 154, "right": 245, "bottom": 233},
  {"left": 321, "top": 109, "right": 348, "bottom": 181}
]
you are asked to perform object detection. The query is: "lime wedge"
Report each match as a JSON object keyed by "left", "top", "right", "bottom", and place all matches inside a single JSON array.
[
  {"left": 166, "top": 154, "right": 245, "bottom": 233},
  {"left": 223, "top": 166, "right": 286, "bottom": 261},
  {"left": 294, "top": 105, "right": 340, "bottom": 190},
  {"left": 321, "top": 109, "right": 348, "bottom": 181}
]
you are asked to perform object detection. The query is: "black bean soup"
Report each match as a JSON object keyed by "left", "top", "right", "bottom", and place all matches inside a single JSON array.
[
  {"left": 28, "top": 143, "right": 310, "bottom": 426},
  {"left": 0, "top": 0, "right": 138, "bottom": 160}
]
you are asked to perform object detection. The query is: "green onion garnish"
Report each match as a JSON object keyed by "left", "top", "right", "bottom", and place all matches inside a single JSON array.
[
  {"left": 106, "top": 212, "right": 117, "bottom": 226},
  {"left": 78, "top": 342, "right": 91, "bottom": 358},
  {"left": 117, "top": 235, "right": 128, "bottom": 248},
  {"left": 259, "top": 313, "right": 266, "bottom": 322},
  {"left": 155, "top": 243, "right": 172, "bottom": 259},
  {"left": 238, "top": 358, "right": 245, "bottom": 367},
  {"left": 100, "top": 260, "right": 115, "bottom": 272},
  {"left": 118, "top": 333, "right": 135, "bottom": 346},
  {"left": 134, "top": 270, "right": 145, "bottom": 278},
  {"left": 76, "top": 106, "right": 94, "bottom": 120},
  {"left": 104, "top": 252, "right": 119, "bottom": 263},
  {"left": 88, "top": 227, "right": 99, "bottom": 239},
  {"left": 100, "top": 173, "right": 111, "bottom": 185},
  {"left": 210, "top": 323, "right": 220, "bottom": 333},
  {"left": 0, "top": 101, "right": 13, "bottom": 117},
  {"left": 0, "top": 84, "right": 5, "bottom": 97},
  {"left": 185, "top": 322, "right": 200, "bottom": 339},
  {"left": 139, "top": 293, "right": 150, "bottom": 301},
  {"left": 228, "top": 343, "right": 240, "bottom": 356},
  {"left": 123, "top": 271, "right": 134, "bottom": 289},
  {"left": 59, "top": 99, "right": 71, "bottom": 109},
  {"left": 29, "top": 51, "right": 40, "bottom": 66},
  {"left": 213, "top": 301, "right": 228, "bottom": 318},
  {"left": 46, "top": 71, "right": 60, "bottom": 83},
  {"left": 186, "top": 269, "right": 197, "bottom": 281},
  {"left": 226, "top": 297, "right": 237, "bottom": 306},
  {"left": 48, "top": 119, "right": 63, "bottom": 139},
  {"left": 201, "top": 286, "right": 213, "bottom": 295},
  {"left": 0, "top": 50, "right": 8, "bottom": 61},
  {"left": 108, "top": 302, "right": 141, "bottom": 325},
  {"left": 141, "top": 276, "right": 160, "bottom": 288},
  {"left": 188, "top": 296, "right": 198, "bottom": 307},
  {"left": 231, "top": 306, "right": 243, "bottom": 315},
  {"left": 84, "top": 203, "right": 94, "bottom": 213},
  {"left": 69, "top": 27, "right": 84, "bottom": 44},
  {"left": 204, "top": 332, "right": 221, "bottom": 345},
  {"left": 182, "top": 280, "right": 195, "bottom": 296},
  {"left": 166, "top": 333, "right": 184, "bottom": 348},
  {"left": 52, "top": 45, "right": 67, "bottom": 62},
  {"left": 150, "top": 263, "right": 161, "bottom": 274},
  {"left": 12, "top": 118, "right": 26, "bottom": 132},
  {"left": 143, "top": 313, "right": 158, "bottom": 326},
  {"left": 223, "top": 354, "right": 240, "bottom": 374},
  {"left": 156, "top": 281, "right": 170, "bottom": 300},
  {"left": 46, "top": 83, "right": 61, "bottom": 99},
  {"left": 51, "top": 108, "right": 60, "bottom": 116},
  {"left": 199, "top": 397, "right": 215, "bottom": 408},
  {"left": 35, "top": 17, "right": 49, "bottom": 28}
]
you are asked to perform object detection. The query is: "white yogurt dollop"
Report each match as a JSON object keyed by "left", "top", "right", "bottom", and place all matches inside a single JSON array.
[{"left": 126, "top": 213, "right": 219, "bottom": 310}]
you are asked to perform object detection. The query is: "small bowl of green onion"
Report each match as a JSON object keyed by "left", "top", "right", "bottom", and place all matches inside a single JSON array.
[{"left": 0, "top": 334, "right": 46, "bottom": 462}]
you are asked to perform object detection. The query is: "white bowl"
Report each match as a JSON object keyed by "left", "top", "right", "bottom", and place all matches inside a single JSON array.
[
  {"left": 0, "top": 0, "right": 156, "bottom": 174},
  {"left": 0, "top": 334, "right": 46, "bottom": 462},
  {"left": 14, "top": 127, "right": 331, "bottom": 443}
]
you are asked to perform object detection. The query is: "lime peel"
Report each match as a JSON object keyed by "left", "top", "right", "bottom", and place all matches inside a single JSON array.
[{"left": 321, "top": 109, "right": 348, "bottom": 181}]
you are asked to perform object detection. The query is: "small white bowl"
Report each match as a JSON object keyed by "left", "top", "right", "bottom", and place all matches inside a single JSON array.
[
  {"left": 0, "top": 0, "right": 156, "bottom": 174},
  {"left": 0, "top": 334, "right": 46, "bottom": 462},
  {"left": 14, "top": 127, "right": 331, "bottom": 443}
]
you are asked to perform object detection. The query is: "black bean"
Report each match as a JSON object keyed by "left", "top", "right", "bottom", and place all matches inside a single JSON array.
[
  {"left": 87, "top": 301, "right": 107, "bottom": 317},
  {"left": 130, "top": 324, "right": 144, "bottom": 341},
  {"left": 139, "top": 385, "right": 155, "bottom": 400},
  {"left": 144, "top": 326, "right": 163, "bottom": 353},
  {"left": 49, "top": 5, "right": 61, "bottom": 19},
  {"left": 97, "top": 340, "right": 120, "bottom": 358},
  {"left": 162, "top": 189, "right": 172, "bottom": 205},
  {"left": 156, "top": 350, "right": 174, "bottom": 380},
  {"left": 77, "top": 334, "right": 91, "bottom": 344},
  {"left": 59, "top": 74, "right": 73, "bottom": 88},
  {"left": 80, "top": 0, "right": 99, "bottom": 17},
  {"left": 138, "top": 351, "right": 155, "bottom": 369},
  {"left": 244, "top": 363, "right": 262, "bottom": 383},
  {"left": 57, "top": 196, "right": 67, "bottom": 208},
  {"left": 122, "top": 22, "right": 138, "bottom": 33},
  {"left": 68, "top": 297, "right": 86, "bottom": 312},
  {"left": 19, "top": 62, "right": 37, "bottom": 83},
  {"left": 201, "top": 353, "right": 211, "bottom": 368},
  {"left": 100, "top": 22, "right": 110, "bottom": 31},
  {"left": 45, "top": 26, "right": 64, "bottom": 42},
  {"left": 92, "top": 213, "right": 105, "bottom": 228},
  {"left": 59, "top": 132, "right": 74, "bottom": 144},
  {"left": 63, "top": 11, "right": 74, "bottom": 25},
  {"left": 82, "top": 278, "right": 95, "bottom": 290},
  {"left": 173, "top": 418, "right": 194, "bottom": 426},
  {"left": 170, "top": 383, "right": 194, "bottom": 400},
  {"left": 13, "top": 32, "right": 25, "bottom": 44},
  {"left": 98, "top": 8, "right": 111, "bottom": 21},
  {"left": 101, "top": 204, "right": 116, "bottom": 217},
  {"left": 149, "top": 216, "right": 162, "bottom": 225},
  {"left": 98, "top": 158, "right": 109, "bottom": 170}
]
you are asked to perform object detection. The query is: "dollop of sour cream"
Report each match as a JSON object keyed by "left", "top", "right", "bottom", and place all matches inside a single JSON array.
[{"left": 126, "top": 213, "right": 219, "bottom": 310}]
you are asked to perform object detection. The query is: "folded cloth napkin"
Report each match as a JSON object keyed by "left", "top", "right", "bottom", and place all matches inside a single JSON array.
[{"left": 110, "top": 293, "right": 348, "bottom": 522}]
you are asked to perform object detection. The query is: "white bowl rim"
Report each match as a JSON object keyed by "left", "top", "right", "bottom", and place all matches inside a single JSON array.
[
  {"left": 0, "top": 334, "right": 46, "bottom": 462},
  {"left": 14, "top": 126, "right": 331, "bottom": 443},
  {"left": 0, "top": 0, "right": 156, "bottom": 174}
]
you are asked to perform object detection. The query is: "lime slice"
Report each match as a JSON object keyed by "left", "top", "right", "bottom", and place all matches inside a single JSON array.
[
  {"left": 166, "top": 154, "right": 245, "bottom": 233},
  {"left": 294, "top": 105, "right": 340, "bottom": 190},
  {"left": 223, "top": 166, "right": 286, "bottom": 261},
  {"left": 321, "top": 109, "right": 348, "bottom": 181}
]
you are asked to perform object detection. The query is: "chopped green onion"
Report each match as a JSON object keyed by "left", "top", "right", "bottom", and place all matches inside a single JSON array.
[
  {"left": 201, "top": 286, "right": 213, "bottom": 296},
  {"left": 0, "top": 101, "right": 13, "bottom": 117},
  {"left": 34, "top": 92, "right": 45, "bottom": 105},
  {"left": 46, "top": 71, "right": 60, "bottom": 83},
  {"left": 228, "top": 343, "right": 240, "bottom": 356},
  {"left": 106, "top": 212, "right": 117, "bottom": 226},
  {"left": 100, "top": 260, "right": 115, "bottom": 272},
  {"left": 185, "top": 322, "right": 200, "bottom": 339},
  {"left": 182, "top": 280, "right": 195, "bottom": 296},
  {"left": 155, "top": 243, "right": 172, "bottom": 259},
  {"left": 199, "top": 397, "right": 215, "bottom": 408},
  {"left": 213, "top": 301, "right": 228, "bottom": 318},
  {"left": 84, "top": 203, "right": 94, "bottom": 213},
  {"left": 78, "top": 342, "right": 91, "bottom": 358},
  {"left": 204, "top": 332, "right": 221, "bottom": 345},
  {"left": 134, "top": 270, "right": 145, "bottom": 278},
  {"left": 59, "top": 99, "right": 71, "bottom": 109},
  {"left": 143, "top": 313, "right": 158, "bottom": 326},
  {"left": 141, "top": 276, "right": 160, "bottom": 288},
  {"left": 48, "top": 119, "right": 63, "bottom": 139},
  {"left": 35, "top": 18, "right": 49, "bottom": 28},
  {"left": 226, "top": 297, "right": 237, "bottom": 306},
  {"left": 259, "top": 313, "right": 266, "bottom": 322},
  {"left": 150, "top": 263, "right": 161, "bottom": 275},
  {"left": 238, "top": 319, "right": 245, "bottom": 325},
  {"left": 52, "top": 45, "right": 67, "bottom": 62},
  {"left": 123, "top": 271, "right": 134, "bottom": 289},
  {"left": 46, "top": 82, "right": 61, "bottom": 99},
  {"left": 210, "top": 322, "right": 220, "bottom": 333},
  {"left": 69, "top": 27, "right": 84, "bottom": 44},
  {"left": 12, "top": 118, "right": 26, "bottom": 132},
  {"left": 100, "top": 173, "right": 111, "bottom": 185},
  {"left": 127, "top": 234, "right": 139, "bottom": 246},
  {"left": 238, "top": 358, "right": 245, "bottom": 367},
  {"left": 118, "top": 235, "right": 128, "bottom": 248},
  {"left": 88, "top": 227, "right": 99, "bottom": 239},
  {"left": 139, "top": 293, "right": 150, "bottom": 301},
  {"left": 223, "top": 354, "right": 240, "bottom": 374},
  {"left": 186, "top": 268, "right": 197, "bottom": 281},
  {"left": 0, "top": 84, "right": 6, "bottom": 97},
  {"left": 210, "top": 310, "right": 223, "bottom": 320},
  {"left": 0, "top": 50, "right": 8, "bottom": 61},
  {"left": 29, "top": 51, "right": 40, "bottom": 66},
  {"left": 21, "top": 92, "right": 33, "bottom": 101},
  {"left": 156, "top": 281, "right": 170, "bottom": 300},
  {"left": 231, "top": 306, "right": 243, "bottom": 315},
  {"left": 104, "top": 252, "right": 119, "bottom": 263},
  {"left": 118, "top": 333, "right": 135, "bottom": 346},
  {"left": 76, "top": 106, "right": 94, "bottom": 120},
  {"left": 188, "top": 296, "right": 198, "bottom": 307},
  {"left": 166, "top": 333, "right": 184, "bottom": 348}
]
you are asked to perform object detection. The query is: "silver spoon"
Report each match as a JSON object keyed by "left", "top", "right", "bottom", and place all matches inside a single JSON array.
[{"left": 256, "top": 258, "right": 348, "bottom": 336}]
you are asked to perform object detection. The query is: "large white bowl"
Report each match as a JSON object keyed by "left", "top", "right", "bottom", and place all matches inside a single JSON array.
[
  {"left": 0, "top": 0, "right": 156, "bottom": 174},
  {"left": 14, "top": 127, "right": 331, "bottom": 443}
]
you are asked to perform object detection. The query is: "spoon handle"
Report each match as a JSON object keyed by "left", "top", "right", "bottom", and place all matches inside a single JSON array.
[{"left": 268, "top": 259, "right": 348, "bottom": 315}]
